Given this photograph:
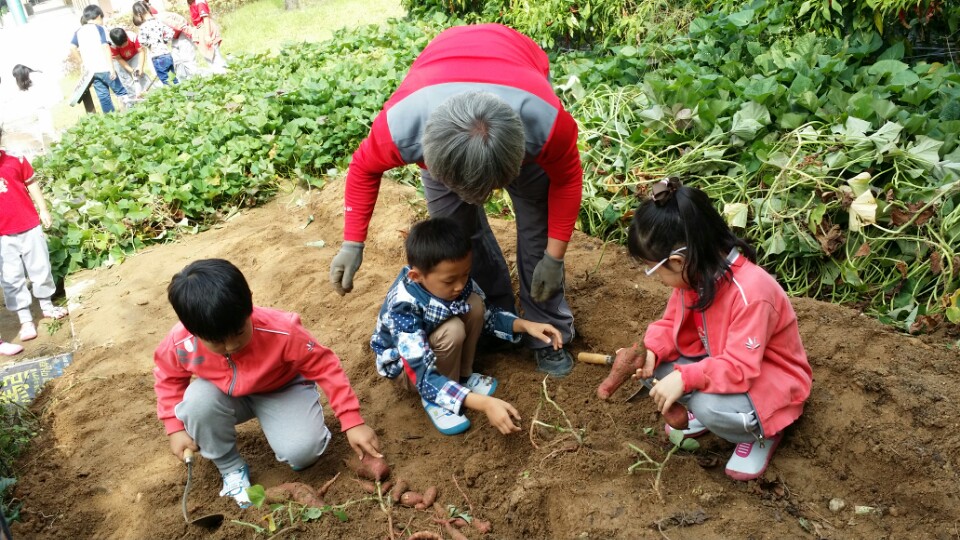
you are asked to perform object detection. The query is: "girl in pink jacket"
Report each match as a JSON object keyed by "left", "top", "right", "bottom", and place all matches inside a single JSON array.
[{"left": 624, "top": 178, "right": 812, "bottom": 481}]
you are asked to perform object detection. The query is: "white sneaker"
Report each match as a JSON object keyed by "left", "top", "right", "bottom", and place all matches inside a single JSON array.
[
  {"left": 462, "top": 373, "right": 498, "bottom": 396},
  {"left": 724, "top": 433, "right": 782, "bottom": 481},
  {"left": 219, "top": 464, "right": 252, "bottom": 508},
  {"left": 19, "top": 322, "right": 38, "bottom": 341}
]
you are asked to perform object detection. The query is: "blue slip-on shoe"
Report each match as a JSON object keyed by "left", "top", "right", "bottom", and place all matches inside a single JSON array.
[
  {"left": 421, "top": 398, "right": 471, "bottom": 435},
  {"left": 534, "top": 347, "right": 573, "bottom": 378},
  {"left": 462, "top": 373, "right": 498, "bottom": 396}
]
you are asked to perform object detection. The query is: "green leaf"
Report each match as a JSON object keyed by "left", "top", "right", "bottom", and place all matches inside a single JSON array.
[
  {"left": 668, "top": 428, "right": 685, "bottom": 447},
  {"left": 743, "top": 76, "right": 780, "bottom": 103},
  {"left": 247, "top": 484, "right": 266, "bottom": 508},
  {"left": 680, "top": 438, "right": 701, "bottom": 451},
  {"left": 333, "top": 509, "right": 349, "bottom": 522},
  {"left": 888, "top": 69, "right": 920, "bottom": 89},
  {"left": 302, "top": 507, "right": 324, "bottom": 520},
  {"left": 730, "top": 101, "right": 771, "bottom": 141},
  {"left": 868, "top": 59, "right": 909, "bottom": 77},
  {"left": 727, "top": 9, "right": 756, "bottom": 27},
  {"left": 904, "top": 136, "right": 943, "bottom": 168}
]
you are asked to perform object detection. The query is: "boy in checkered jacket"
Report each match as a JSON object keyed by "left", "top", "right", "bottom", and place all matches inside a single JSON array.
[{"left": 370, "top": 217, "right": 562, "bottom": 436}]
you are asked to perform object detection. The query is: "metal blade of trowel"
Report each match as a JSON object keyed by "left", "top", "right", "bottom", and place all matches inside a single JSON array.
[{"left": 624, "top": 377, "right": 656, "bottom": 403}]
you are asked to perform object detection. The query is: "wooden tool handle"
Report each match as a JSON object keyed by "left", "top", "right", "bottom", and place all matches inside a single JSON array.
[
  {"left": 577, "top": 352, "right": 613, "bottom": 365},
  {"left": 184, "top": 448, "right": 194, "bottom": 464}
]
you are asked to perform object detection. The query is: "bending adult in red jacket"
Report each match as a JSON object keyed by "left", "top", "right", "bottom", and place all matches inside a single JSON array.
[{"left": 330, "top": 24, "right": 583, "bottom": 377}]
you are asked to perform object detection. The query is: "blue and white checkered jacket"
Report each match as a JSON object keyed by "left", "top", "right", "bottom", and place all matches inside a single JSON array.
[{"left": 370, "top": 267, "right": 520, "bottom": 414}]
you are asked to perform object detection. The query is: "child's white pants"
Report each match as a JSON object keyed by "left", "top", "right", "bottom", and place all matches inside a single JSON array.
[{"left": 1, "top": 226, "right": 56, "bottom": 322}]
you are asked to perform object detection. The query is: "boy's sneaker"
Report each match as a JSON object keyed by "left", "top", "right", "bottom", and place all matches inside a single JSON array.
[
  {"left": 462, "top": 373, "right": 498, "bottom": 396},
  {"left": 19, "top": 322, "right": 38, "bottom": 342},
  {"left": 534, "top": 347, "right": 573, "bottom": 378},
  {"left": 219, "top": 464, "right": 252, "bottom": 508},
  {"left": 421, "top": 398, "right": 470, "bottom": 435},
  {"left": 0, "top": 341, "right": 24, "bottom": 356},
  {"left": 724, "top": 433, "right": 782, "bottom": 481},
  {"left": 664, "top": 411, "right": 709, "bottom": 439}
]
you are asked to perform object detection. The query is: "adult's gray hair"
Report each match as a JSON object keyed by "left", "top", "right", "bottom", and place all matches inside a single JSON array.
[{"left": 422, "top": 91, "right": 525, "bottom": 205}]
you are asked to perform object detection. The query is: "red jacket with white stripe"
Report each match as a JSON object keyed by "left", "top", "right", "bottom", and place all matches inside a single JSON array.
[
  {"left": 154, "top": 306, "right": 364, "bottom": 435},
  {"left": 343, "top": 23, "right": 583, "bottom": 243},
  {"left": 643, "top": 253, "right": 812, "bottom": 438}
]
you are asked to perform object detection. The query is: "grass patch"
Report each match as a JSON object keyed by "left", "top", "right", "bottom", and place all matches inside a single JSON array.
[
  {"left": 0, "top": 402, "right": 39, "bottom": 523},
  {"left": 220, "top": 0, "right": 405, "bottom": 55}
]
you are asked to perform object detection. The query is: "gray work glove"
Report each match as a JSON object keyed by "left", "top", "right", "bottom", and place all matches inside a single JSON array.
[
  {"left": 531, "top": 251, "right": 564, "bottom": 302},
  {"left": 330, "top": 241, "right": 364, "bottom": 296}
]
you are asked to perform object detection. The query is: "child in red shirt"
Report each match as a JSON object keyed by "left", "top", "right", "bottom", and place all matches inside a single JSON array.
[
  {"left": 108, "top": 28, "right": 150, "bottom": 96},
  {"left": 0, "top": 128, "right": 68, "bottom": 352},
  {"left": 154, "top": 259, "right": 382, "bottom": 507},
  {"left": 620, "top": 179, "right": 812, "bottom": 481},
  {"left": 187, "top": 0, "right": 227, "bottom": 73}
]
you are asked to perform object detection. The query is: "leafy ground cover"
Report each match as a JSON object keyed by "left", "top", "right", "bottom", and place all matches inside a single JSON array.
[{"left": 35, "top": 2, "right": 960, "bottom": 333}]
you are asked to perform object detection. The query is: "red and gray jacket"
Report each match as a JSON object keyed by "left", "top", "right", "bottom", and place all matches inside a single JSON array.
[
  {"left": 343, "top": 23, "right": 583, "bottom": 243},
  {"left": 643, "top": 253, "right": 813, "bottom": 438},
  {"left": 154, "top": 306, "right": 364, "bottom": 435}
]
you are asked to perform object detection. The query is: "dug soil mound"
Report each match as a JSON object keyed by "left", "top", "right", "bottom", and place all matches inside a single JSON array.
[{"left": 9, "top": 180, "right": 960, "bottom": 539}]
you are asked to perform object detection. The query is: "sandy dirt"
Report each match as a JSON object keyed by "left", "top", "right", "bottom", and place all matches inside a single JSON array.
[{"left": 8, "top": 179, "right": 960, "bottom": 540}]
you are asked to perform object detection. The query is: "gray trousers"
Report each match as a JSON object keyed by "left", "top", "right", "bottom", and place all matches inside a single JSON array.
[
  {"left": 1, "top": 226, "right": 56, "bottom": 323},
  {"left": 175, "top": 377, "right": 332, "bottom": 475},
  {"left": 113, "top": 56, "right": 151, "bottom": 95},
  {"left": 421, "top": 164, "right": 575, "bottom": 349},
  {"left": 654, "top": 357, "right": 762, "bottom": 443}
]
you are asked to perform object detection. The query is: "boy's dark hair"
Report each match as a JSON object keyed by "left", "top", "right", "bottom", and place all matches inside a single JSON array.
[
  {"left": 12, "top": 65, "right": 36, "bottom": 91},
  {"left": 628, "top": 180, "right": 757, "bottom": 311},
  {"left": 405, "top": 217, "right": 471, "bottom": 274},
  {"left": 109, "top": 28, "right": 128, "bottom": 46},
  {"left": 81, "top": 4, "right": 104, "bottom": 24},
  {"left": 167, "top": 259, "right": 253, "bottom": 342}
]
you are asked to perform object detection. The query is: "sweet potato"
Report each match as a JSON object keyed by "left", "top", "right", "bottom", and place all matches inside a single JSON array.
[
  {"left": 342, "top": 454, "right": 391, "bottom": 481},
  {"left": 357, "top": 479, "right": 393, "bottom": 495},
  {"left": 473, "top": 519, "right": 492, "bottom": 534},
  {"left": 662, "top": 403, "right": 689, "bottom": 429},
  {"left": 420, "top": 486, "right": 438, "bottom": 507},
  {"left": 264, "top": 482, "right": 324, "bottom": 508},
  {"left": 596, "top": 344, "right": 642, "bottom": 400},
  {"left": 443, "top": 522, "right": 470, "bottom": 540},
  {"left": 399, "top": 491, "right": 423, "bottom": 507},
  {"left": 390, "top": 479, "right": 409, "bottom": 502},
  {"left": 406, "top": 533, "right": 443, "bottom": 540}
]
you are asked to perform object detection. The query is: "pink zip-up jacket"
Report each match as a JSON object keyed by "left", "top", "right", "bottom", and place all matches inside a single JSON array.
[
  {"left": 154, "top": 306, "right": 365, "bottom": 435},
  {"left": 643, "top": 254, "right": 812, "bottom": 438}
]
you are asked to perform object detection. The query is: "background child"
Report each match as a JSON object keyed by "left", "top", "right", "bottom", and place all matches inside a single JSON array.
[
  {"left": 0, "top": 128, "right": 69, "bottom": 347},
  {"left": 154, "top": 9, "right": 200, "bottom": 81},
  {"left": 131, "top": 1, "right": 178, "bottom": 85},
  {"left": 623, "top": 178, "right": 812, "bottom": 481},
  {"left": 371, "top": 217, "right": 563, "bottom": 435},
  {"left": 108, "top": 28, "right": 151, "bottom": 97},
  {"left": 154, "top": 259, "right": 382, "bottom": 507},
  {"left": 187, "top": 0, "right": 227, "bottom": 74},
  {"left": 69, "top": 5, "right": 130, "bottom": 113}
]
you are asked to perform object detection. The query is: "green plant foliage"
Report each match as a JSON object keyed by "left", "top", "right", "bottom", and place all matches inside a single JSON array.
[
  {"left": 0, "top": 402, "right": 38, "bottom": 523},
  {"left": 35, "top": 19, "right": 440, "bottom": 282},
  {"left": 553, "top": 2, "right": 960, "bottom": 330}
]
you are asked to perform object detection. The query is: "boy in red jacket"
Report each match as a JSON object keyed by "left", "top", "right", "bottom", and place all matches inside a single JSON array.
[{"left": 154, "top": 259, "right": 382, "bottom": 507}]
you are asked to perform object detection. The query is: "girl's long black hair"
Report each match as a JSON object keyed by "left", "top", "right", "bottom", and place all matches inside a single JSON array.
[{"left": 628, "top": 180, "right": 756, "bottom": 311}]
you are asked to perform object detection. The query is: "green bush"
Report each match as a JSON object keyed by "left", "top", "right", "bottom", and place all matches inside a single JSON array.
[
  {"left": 35, "top": 19, "right": 440, "bottom": 281},
  {"left": 0, "top": 402, "right": 37, "bottom": 524}
]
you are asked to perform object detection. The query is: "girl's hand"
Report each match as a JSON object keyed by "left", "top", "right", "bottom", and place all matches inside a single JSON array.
[
  {"left": 632, "top": 349, "right": 656, "bottom": 380},
  {"left": 649, "top": 370, "right": 685, "bottom": 415},
  {"left": 518, "top": 320, "right": 562, "bottom": 350}
]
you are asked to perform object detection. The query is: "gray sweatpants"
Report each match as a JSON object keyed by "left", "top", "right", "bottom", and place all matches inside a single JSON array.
[
  {"left": 1, "top": 225, "right": 56, "bottom": 324},
  {"left": 175, "top": 377, "right": 332, "bottom": 475},
  {"left": 654, "top": 357, "right": 763, "bottom": 443},
  {"left": 421, "top": 164, "right": 575, "bottom": 349}
]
